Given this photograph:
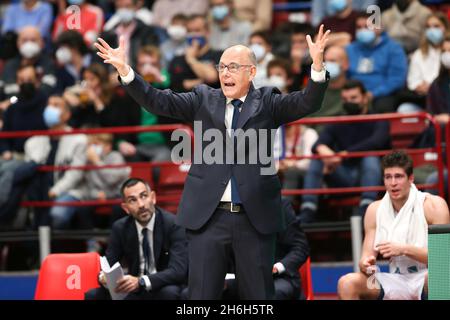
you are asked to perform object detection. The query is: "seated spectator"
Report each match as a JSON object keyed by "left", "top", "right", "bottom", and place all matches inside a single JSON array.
[
  {"left": 1, "top": 0, "right": 53, "bottom": 39},
  {"left": 232, "top": 0, "right": 272, "bottom": 32},
  {"left": 288, "top": 23, "right": 314, "bottom": 91},
  {"left": 346, "top": 13, "right": 407, "bottom": 113},
  {"left": 266, "top": 59, "right": 318, "bottom": 203},
  {"left": 52, "top": 0, "right": 104, "bottom": 48},
  {"left": 0, "top": 65, "right": 47, "bottom": 160},
  {"left": 160, "top": 14, "right": 188, "bottom": 69},
  {"left": 54, "top": 30, "right": 95, "bottom": 94},
  {"left": 99, "top": 0, "right": 160, "bottom": 69},
  {"left": 299, "top": 80, "right": 390, "bottom": 223},
  {"left": 77, "top": 133, "right": 130, "bottom": 230},
  {"left": 118, "top": 46, "right": 172, "bottom": 163},
  {"left": 319, "top": 0, "right": 362, "bottom": 47},
  {"left": 249, "top": 31, "right": 274, "bottom": 89},
  {"left": 0, "top": 26, "right": 56, "bottom": 99},
  {"left": 311, "top": 45, "right": 349, "bottom": 118},
  {"left": 223, "top": 199, "right": 310, "bottom": 300},
  {"left": 209, "top": 0, "right": 252, "bottom": 51},
  {"left": 426, "top": 33, "right": 450, "bottom": 125},
  {"left": 311, "top": 0, "right": 376, "bottom": 27},
  {"left": 338, "top": 151, "right": 450, "bottom": 300},
  {"left": 85, "top": 178, "right": 188, "bottom": 300},
  {"left": 168, "top": 14, "right": 221, "bottom": 92},
  {"left": 103, "top": 0, "right": 155, "bottom": 32},
  {"left": 381, "top": 0, "right": 432, "bottom": 54},
  {"left": 152, "top": 0, "right": 209, "bottom": 28},
  {"left": 398, "top": 13, "right": 449, "bottom": 113},
  {"left": 24, "top": 95, "right": 87, "bottom": 228}
]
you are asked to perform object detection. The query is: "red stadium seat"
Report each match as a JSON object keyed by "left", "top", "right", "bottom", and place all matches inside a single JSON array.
[
  {"left": 299, "top": 256, "right": 314, "bottom": 300},
  {"left": 34, "top": 252, "right": 100, "bottom": 300}
]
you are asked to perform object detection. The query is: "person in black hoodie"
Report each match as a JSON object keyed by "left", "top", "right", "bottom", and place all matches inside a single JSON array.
[{"left": 0, "top": 65, "right": 48, "bottom": 160}]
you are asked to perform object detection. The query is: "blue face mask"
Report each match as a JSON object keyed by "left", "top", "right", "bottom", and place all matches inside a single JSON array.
[
  {"left": 325, "top": 61, "right": 341, "bottom": 80},
  {"left": 426, "top": 27, "right": 444, "bottom": 46},
  {"left": 356, "top": 29, "right": 376, "bottom": 45},
  {"left": 43, "top": 106, "right": 62, "bottom": 128},
  {"left": 186, "top": 35, "right": 206, "bottom": 47},
  {"left": 328, "top": 0, "right": 347, "bottom": 15},
  {"left": 68, "top": 0, "right": 84, "bottom": 5},
  {"left": 212, "top": 5, "right": 229, "bottom": 21}
]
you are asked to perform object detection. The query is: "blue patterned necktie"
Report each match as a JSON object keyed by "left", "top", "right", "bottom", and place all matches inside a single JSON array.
[{"left": 230, "top": 99, "right": 243, "bottom": 204}]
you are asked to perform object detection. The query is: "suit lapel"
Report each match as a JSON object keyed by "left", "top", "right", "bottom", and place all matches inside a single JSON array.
[
  {"left": 153, "top": 209, "right": 163, "bottom": 269},
  {"left": 211, "top": 89, "right": 227, "bottom": 140},
  {"left": 126, "top": 218, "right": 140, "bottom": 275},
  {"left": 237, "top": 84, "right": 260, "bottom": 129}
]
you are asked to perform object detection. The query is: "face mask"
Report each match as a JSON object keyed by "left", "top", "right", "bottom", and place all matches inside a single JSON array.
[
  {"left": 68, "top": 0, "right": 84, "bottom": 5},
  {"left": 328, "top": 0, "right": 347, "bottom": 15},
  {"left": 250, "top": 43, "right": 266, "bottom": 61},
  {"left": 116, "top": 8, "right": 135, "bottom": 24},
  {"left": 425, "top": 28, "right": 444, "bottom": 46},
  {"left": 167, "top": 25, "right": 187, "bottom": 41},
  {"left": 19, "top": 41, "right": 41, "bottom": 59},
  {"left": 186, "top": 35, "right": 206, "bottom": 47},
  {"left": 56, "top": 47, "right": 72, "bottom": 65},
  {"left": 268, "top": 75, "right": 287, "bottom": 91},
  {"left": 395, "top": 0, "right": 410, "bottom": 12},
  {"left": 91, "top": 144, "right": 103, "bottom": 156},
  {"left": 212, "top": 5, "right": 229, "bottom": 21},
  {"left": 325, "top": 61, "right": 341, "bottom": 80},
  {"left": 441, "top": 52, "right": 450, "bottom": 69},
  {"left": 356, "top": 29, "right": 376, "bottom": 46},
  {"left": 43, "top": 106, "right": 62, "bottom": 128},
  {"left": 19, "top": 82, "right": 36, "bottom": 99},
  {"left": 343, "top": 102, "right": 362, "bottom": 115}
]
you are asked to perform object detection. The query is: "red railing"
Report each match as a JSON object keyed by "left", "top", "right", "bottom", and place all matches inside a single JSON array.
[{"left": 281, "top": 112, "right": 445, "bottom": 199}]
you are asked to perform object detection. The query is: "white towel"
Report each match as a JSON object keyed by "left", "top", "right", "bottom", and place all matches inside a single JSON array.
[{"left": 373, "top": 184, "right": 428, "bottom": 299}]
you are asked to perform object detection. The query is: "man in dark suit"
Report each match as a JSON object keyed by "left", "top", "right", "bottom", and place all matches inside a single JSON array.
[
  {"left": 223, "top": 198, "right": 310, "bottom": 300},
  {"left": 95, "top": 25, "right": 330, "bottom": 299},
  {"left": 85, "top": 178, "right": 188, "bottom": 300}
]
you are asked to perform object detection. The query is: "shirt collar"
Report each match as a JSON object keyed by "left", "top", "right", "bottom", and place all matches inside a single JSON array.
[
  {"left": 135, "top": 210, "right": 156, "bottom": 235},
  {"left": 226, "top": 94, "right": 247, "bottom": 105}
]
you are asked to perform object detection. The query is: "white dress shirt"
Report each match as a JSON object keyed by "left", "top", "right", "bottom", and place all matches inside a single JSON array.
[{"left": 135, "top": 212, "right": 156, "bottom": 290}]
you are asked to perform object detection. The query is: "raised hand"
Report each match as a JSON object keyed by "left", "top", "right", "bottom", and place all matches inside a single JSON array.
[
  {"left": 94, "top": 36, "right": 130, "bottom": 77},
  {"left": 306, "top": 24, "right": 331, "bottom": 72}
]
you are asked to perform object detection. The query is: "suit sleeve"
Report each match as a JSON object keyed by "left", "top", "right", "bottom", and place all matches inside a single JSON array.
[
  {"left": 278, "top": 200, "right": 310, "bottom": 277},
  {"left": 148, "top": 223, "right": 188, "bottom": 290},
  {"left": 122, "top": 72, "right": 201, "bottom": 123},
  {"left": 270, "top": 77, "right": 329, "bottom": 128}
]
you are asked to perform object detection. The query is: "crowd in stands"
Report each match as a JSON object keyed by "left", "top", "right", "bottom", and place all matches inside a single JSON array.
[{"left": 0, "top": 0, "right": 450, "bottom": 233}]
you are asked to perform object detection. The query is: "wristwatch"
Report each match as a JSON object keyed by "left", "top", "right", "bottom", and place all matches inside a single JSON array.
[{"left": 138, "top": 276, "right": 146, "bottom": 289}]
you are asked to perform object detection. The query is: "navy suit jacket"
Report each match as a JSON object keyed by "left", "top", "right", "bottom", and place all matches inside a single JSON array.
[
  {"left": 123, "top": 73, "right": 328, "bottom": 234},
  {"left": 105, "top": 207, "right": 188, "bottom": 291}
]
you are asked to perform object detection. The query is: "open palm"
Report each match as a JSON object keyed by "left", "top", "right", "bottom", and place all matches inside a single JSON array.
[
  {"left": 306, "top": 24, "right": 330, "bottom": 71},
  {"left": 94, "top": 36, "right": 129, "bottom": 76}
]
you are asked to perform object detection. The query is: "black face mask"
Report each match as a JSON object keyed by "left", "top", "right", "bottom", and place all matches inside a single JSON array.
[
  {"left": 395, "top": 0, "right": 411, "bottom": 12},
  {"left": 343, "top": 102, "right": 362, "bottom": 115},
  {"left": 19, "top": 82, "right": 36, "bottom": 99}
]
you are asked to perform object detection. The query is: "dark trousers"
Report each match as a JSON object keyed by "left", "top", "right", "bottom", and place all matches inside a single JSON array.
[
  {"left": 85, "top": 284, "right": 182, "bottom": 300},
  {"left": 224, "top": 276, "right": 301, "bottom": 300},
  {"left": 186, "top": 208, "right": 276, "bottom": 300}
]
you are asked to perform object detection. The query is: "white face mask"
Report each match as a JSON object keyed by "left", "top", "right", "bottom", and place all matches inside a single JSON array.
[
  {"left": 19, "top": 41, "right": 41, "bottom": 59},
  {"left": 250, "top": 43, "right": 266, "bottom": 62},
  {"left": 268, "top": 75, "right": 287, "bottom": 91},
  {"left": 116, "top": 8, "right": 135, "bottom": 24},
  {"left": 56, "top": 47, "right": 72, "bottom": 65},
  {"left": 441, "top": 51, "right": 450, "bottom": 69},
  {"left": 167, "top": 25, "right": 187, "bottom": 41}
]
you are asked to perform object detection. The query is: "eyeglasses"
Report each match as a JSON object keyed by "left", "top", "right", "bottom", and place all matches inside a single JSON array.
[{"left": 215, "top": 63, "right": 254, "bottom": 73}]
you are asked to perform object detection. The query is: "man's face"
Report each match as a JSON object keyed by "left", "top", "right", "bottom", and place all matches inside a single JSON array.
[
  {"left": 383, "top": 167, "right": 414, "bottom": 202},
  {"left": 356, "top": 17, "right": 382, "bottom": 36},
  {"left": 121, "top": 182, "right": 156, "bottom": 225},
  {"left": 17, "top": 27, "right": 42, "bottom": 49},
  {"left": 218, "top": 47, "right": 256, "bottom": 99},
  {"left": 48, "top": 96, "right": 70, "bottom": 124},
  {"left": 324, "top": 46, "right": 348, "bottom": 72},
  {"left": 17, "top": 67, "right": 37, "bottom": 86},
  {"left": 186, "top": 17, "right": 208, "bottom": 37},
  {"left": 137, "top": 53, "right": 159, "bottom": 73},
  {"left": 341, "top": 87, "right": 367, "bottom": 108}
]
